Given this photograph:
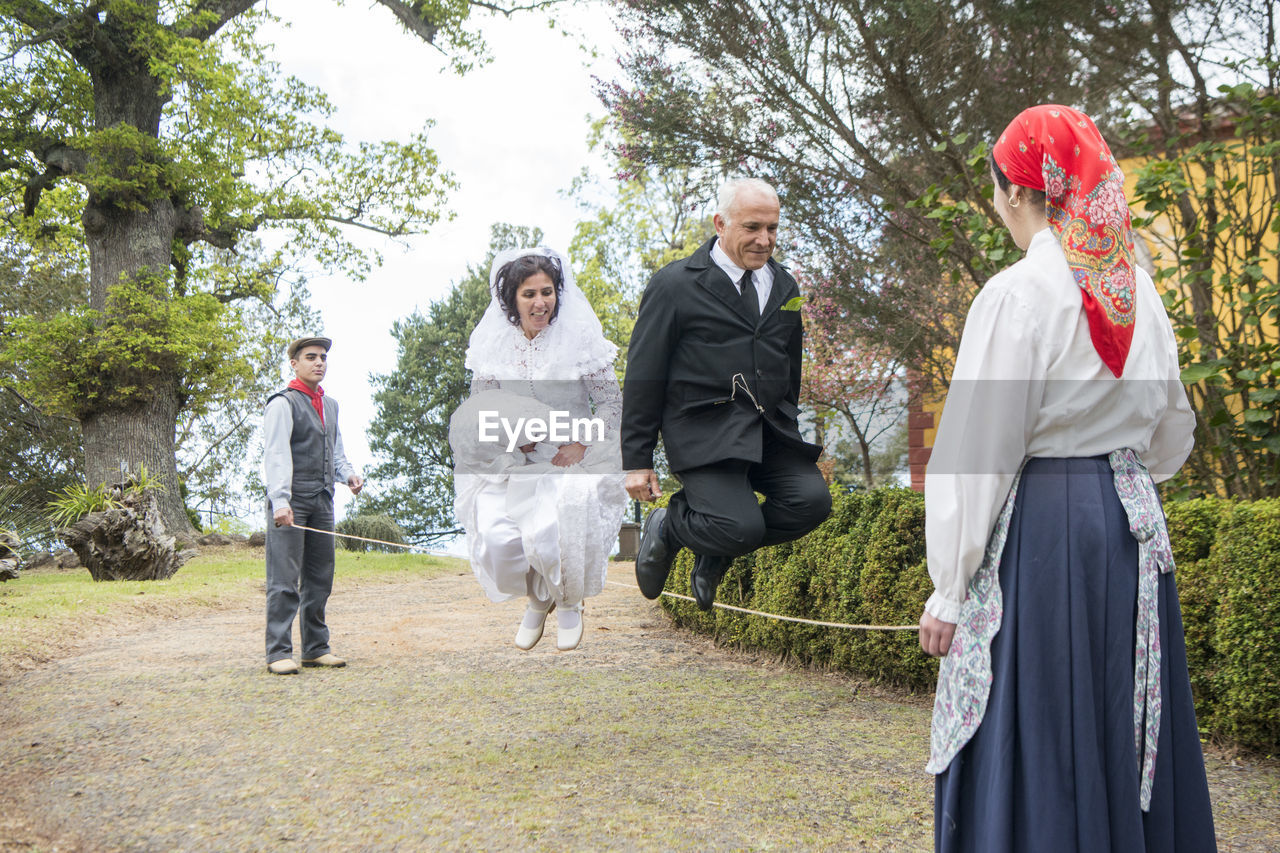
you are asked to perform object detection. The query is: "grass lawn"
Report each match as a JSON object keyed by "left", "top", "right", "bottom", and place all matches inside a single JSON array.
[{"left": 0, "top": 545, "right": 465, "bottom": 679}]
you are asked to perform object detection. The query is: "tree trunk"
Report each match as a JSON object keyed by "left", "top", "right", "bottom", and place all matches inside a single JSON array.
[
  {"left": 839, "top": 406, "right": 876, "bottom": 487},
  {"left": 80, "top": 382, "right": 193, "bottom": 539},
  {"left": 75, "top": 52, "right": 196, "bottom": 538},
  {"left": 60, "top": 486, "right": 192, "bottom": 581}
]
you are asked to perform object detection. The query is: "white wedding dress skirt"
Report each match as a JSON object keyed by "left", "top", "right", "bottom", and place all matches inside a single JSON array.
[{"left": 450, "top": 389, "right": 626, "bottom": 605}]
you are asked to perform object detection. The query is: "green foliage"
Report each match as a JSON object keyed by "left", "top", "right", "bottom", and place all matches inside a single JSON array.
[
  {"left": 1163, "top": 499, "right": 1229, "bottom": 710},
  {"left": 1166, "top": 498, "right": 1280, "bottom": 753},
  {"left": 2, "top": 271, "right": 246, "bottom": 419},
  {"left": 603, "top": 0, "right": 1247, "bottom": 388},
  {"left": 336, "top": 513, "right": 408, "bottom": 553},
  {"left": 1, "top": 6, "right": 459, "bottom": 278},
  {"left": 568, "top": 123, "right": 716, "bottom": 379},
  {"left": 1128, "top": 67, "right": 1280, "bottom": 499},
  {"left": 657, "top": 488, "right": 1280, "bottom": 753},
  {"left": 0, "top": 239, "right": 84, "bottom": 502},
  {"left": 0, "top": 483, "right": 58, "bottom": 555},
  {"left": 0, "top": 1, "right": 492, "bottom": 530},
  {"left": 46, "top": 482, "right": 122, "bottom": 529},
  {"left": 46, "top": 464, "right": 166, "bottom": 529},
  {"left": 904, "top": 138, "right": 1017, "bottom": 287},
  {"left": 659, "top": 486, "right": 938, "bottom": 692},
  {"left": 78, "top": 125, "right": 174, "bottom": 211},
  {"left": 123, "top": 462, "right": 166, "bottom": 494}
]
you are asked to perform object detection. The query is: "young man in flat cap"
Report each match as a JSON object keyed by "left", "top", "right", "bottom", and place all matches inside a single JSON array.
[{"left": 262, "top": 336, "right": 364, "bottom": 675}]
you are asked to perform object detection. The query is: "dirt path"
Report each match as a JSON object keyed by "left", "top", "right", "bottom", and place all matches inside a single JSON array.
[{"left": 1, "top": 564, "right": 1276, "bottom": 851}]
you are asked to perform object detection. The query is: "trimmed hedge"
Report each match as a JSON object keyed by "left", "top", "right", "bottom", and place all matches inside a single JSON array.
[
  {"left": 1167, "top": 498, "right": 1280, "bottom": 753},
  {"left": 335, "top": 513, "right": 407, "bottom": 552},
  {"left": 657, "top": 488, "right": 1280, "bottom": 754},
  {"left": 660, "top": 487, "right": 938, "bottom": 692}
]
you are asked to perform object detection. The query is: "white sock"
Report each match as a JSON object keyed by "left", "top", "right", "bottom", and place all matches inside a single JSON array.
[
  {"left": 522, "top": 594, "right": 552, "bottom": 629},
  {"left": 558, "top": 607, "right": 581, "bottom": 631}
]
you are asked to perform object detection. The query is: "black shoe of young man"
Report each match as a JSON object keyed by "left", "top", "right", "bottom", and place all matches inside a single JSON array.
[
  {"left": 635, "top": 507, "right": 676, "bottom": 599},
  {"left": 691, "top": 554, "right": 731, "bottom": 611}
]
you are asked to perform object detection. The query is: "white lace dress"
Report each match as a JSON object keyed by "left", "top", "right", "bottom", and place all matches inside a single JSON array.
[{"left": 449, "top": 323, "right": 626, "bottom": 606}]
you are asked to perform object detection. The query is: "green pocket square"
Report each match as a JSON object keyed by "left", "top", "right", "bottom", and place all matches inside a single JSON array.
[{"left": 781, "top": 296, "right": 805, "bottom": 311}]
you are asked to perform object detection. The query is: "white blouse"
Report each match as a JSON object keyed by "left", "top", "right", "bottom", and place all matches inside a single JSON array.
[{"left": 924, "top": 228, "right": 1196, "bottom": 623}]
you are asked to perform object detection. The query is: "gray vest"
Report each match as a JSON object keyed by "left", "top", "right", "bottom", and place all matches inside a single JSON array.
[{"left": 268, "top": 388, "right": 337, "bottom": 499}]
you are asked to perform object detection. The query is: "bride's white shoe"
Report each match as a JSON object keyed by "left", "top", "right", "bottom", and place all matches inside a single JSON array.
[
  {"left": 514, "top": 600, "right": 555, "bottom": 651},
  {"left": 556, "top": 604, "right": 584, "bottom": 652}
]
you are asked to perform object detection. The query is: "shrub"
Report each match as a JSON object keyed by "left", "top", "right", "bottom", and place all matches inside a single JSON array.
[
  {"left": 1164, "top": 498, "right": 1230, "bottom": 720},
  {"left": 1204, "top": 500, "right": 1280, "bottom": 751},
  {"left": 659, "top": 486, "right": 938, "bottom": 692},
  {"left": 335, "top": 513, "right": 407, "bottom": 553},
  {"left": 653, "top": 488, "right": 1280, "bottom": 753}
]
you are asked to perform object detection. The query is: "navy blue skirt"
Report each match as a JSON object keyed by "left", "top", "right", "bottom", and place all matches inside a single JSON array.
[{"left": 935, "top": 457, "right": 1217, "bottom": 852}]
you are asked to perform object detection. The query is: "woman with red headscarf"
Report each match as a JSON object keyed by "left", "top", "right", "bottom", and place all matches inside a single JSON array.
[{"left": 919, "top": 105, "right": 1216, "bottom": 851}]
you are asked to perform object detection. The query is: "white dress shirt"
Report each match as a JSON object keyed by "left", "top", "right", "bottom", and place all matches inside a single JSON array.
[
  {"left": 924, "top": 228, "right": 1195, "bottom": 622},
  {"left": 711, "top": 238, "right": 774, "bottom": 313}
]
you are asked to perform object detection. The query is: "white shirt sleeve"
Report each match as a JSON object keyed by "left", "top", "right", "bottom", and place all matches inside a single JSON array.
[
  {"left": 1141, "top": 306, "right": 1196, "bottom": 483},
  {"left": 331, "top": 399, "right": 359, "bottom": 484},
  {"left": 924, "top": 283, "right": 1046, "bottom": 623},
  {"left": 263, "top": 396, "right": 294, "bottom": 513}
]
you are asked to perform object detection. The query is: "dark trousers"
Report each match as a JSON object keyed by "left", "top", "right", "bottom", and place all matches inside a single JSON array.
[
  {"left": 666, "top": 427, "right": 831, "bottom": 557},
  {"left": 265, "top": 491, "right": 335, "bottom": 663}
]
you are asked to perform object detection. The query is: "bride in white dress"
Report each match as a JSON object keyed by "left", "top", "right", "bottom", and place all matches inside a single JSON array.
[{"left": 449, "top": 247, "right": 626, "bottom": 651}]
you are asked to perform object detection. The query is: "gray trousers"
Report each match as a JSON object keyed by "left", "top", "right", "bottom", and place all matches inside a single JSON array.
[{"left": 265, "top": 491, "right": 335, "bottom": 663}]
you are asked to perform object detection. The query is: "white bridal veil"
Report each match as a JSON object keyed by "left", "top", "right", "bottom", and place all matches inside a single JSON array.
[{"left": 464, "top": 246, "right": 617, "bottom": 381}]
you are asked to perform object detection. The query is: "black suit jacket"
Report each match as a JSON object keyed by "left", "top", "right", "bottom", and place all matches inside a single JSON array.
[{"left": 621, "top": 237, "right": 821, "bottom": 473}]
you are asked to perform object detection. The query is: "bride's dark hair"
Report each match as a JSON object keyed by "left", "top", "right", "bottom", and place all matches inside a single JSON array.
[{"left": 495, "top": 254, "right": 565, "bottom": 326}]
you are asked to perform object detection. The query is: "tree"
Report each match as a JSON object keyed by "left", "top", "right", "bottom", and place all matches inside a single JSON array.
[
  {"left": 0, "top": 0, "right": 541, "bottom": 536},
  {"left": 0, "top": 232, "right": 84, "bottom": 503},
  {"left": 602, "top": 0, "right": 1279, "bottom": 498},
  {"left": 1128, "top": 59, "right": 1280, "bottom": 498},
  {"left": 824, "top": 420, "right": 909, "bottom": 490},
  {"left": 568, "top": 123, "right": 716, "bottom": 377},
  {"left": 798, "top": 267, "right": 906, "bottom": 487},
  {"left": 599, "top": 0, "right": 1252, "bottom": 385},
  {"left": 361, "top": 223, "right": 542, "bottom": 542}
]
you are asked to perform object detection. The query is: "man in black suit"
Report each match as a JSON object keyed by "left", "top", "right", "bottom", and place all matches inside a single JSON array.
[{"left": 622, "top": 178, "right": 831, "bottom": 610}]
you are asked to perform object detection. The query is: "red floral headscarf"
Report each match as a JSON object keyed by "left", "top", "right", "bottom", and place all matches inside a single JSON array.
[{"left": 993, "top": 105, "right": 1136, "bottom": 377}]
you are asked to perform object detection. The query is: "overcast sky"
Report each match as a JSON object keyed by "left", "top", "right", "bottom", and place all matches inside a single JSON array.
[{"left": 255, "top": 1, "right": 623, "bottom": 525}]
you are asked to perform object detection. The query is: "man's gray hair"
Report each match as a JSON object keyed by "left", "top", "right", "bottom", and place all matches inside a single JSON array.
[{"left": 716, "top": 177, "right": 779, "bottom": 224}]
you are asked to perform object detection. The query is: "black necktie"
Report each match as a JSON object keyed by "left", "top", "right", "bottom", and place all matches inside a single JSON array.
[{"left": 739, "top": 270, "right": 759, "bottom": 323}]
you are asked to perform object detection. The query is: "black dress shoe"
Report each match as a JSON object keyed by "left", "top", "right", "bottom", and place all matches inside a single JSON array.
[
  {"left": 691, "top": 554, "right": 730, "bottom": 611},
  {"left": 635, "top": 507, "right": 677, "bottom": 599}
]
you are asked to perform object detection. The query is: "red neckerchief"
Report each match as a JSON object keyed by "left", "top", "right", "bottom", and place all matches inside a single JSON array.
[
  {"left": 993, "top": 104, "right": 1136, "bottom": 377},
  {"left": 288, "top": 378, "right": 324, "bottom": 427}
]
